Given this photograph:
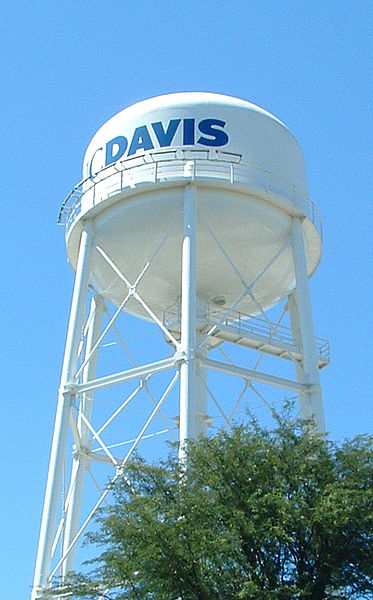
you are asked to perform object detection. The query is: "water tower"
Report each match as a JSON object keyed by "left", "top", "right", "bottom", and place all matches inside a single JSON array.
[{"left": 32, "top": 93, "right": 328, "bottom": 598}]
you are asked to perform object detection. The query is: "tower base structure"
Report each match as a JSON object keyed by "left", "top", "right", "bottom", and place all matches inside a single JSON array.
[{"left": 32, "top": 183, "right": 328, "bottom": 599}]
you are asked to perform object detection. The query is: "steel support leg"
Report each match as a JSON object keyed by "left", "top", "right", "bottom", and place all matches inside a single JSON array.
[
  {"left": 288, "top": 290, "right": 305, "bottom": 384},
  {"left": 62, "top": 294, "right": 104, "bottom": 576},
  {"left": 290, "top": 218, "right": 325, "bottom": 432},
  {"left": 193, "top": 314, "right": 208, "bottom": 439},
  {"left": 179, "top": 185, "right": 197, "bottom": 459},
  {"left": 32, "top": 223, "right": 93, "bottom": 599}
]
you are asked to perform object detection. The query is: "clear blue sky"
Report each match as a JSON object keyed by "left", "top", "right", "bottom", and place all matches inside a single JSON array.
[{"left": 1, "top": 1, "right": 373, "bottom": 597}]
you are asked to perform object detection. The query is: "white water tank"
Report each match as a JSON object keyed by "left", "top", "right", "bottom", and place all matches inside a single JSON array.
[{"left": 63, "top": 92, "right": 321, "bottom": 319}]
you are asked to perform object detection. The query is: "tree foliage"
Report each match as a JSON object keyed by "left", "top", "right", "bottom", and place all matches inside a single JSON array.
[{"left": 52, "top": 417, "right": 373, "bottom": 600}]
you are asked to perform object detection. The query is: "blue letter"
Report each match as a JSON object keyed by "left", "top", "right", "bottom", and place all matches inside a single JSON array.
[
  {"left": 152, "top": 119, "right": 180, "bottom": 147},
  {"left": 183, "top": 118, "right": 195, "bottom": 145},
  {"left": 105, "top": 136, "right": 128, "bottom": 165},
  {"left": 197, "top": 119, "right": 229, "bottom": 147},
  {"left": 88, "top": 146, "right": 103, "bottom": 178},
  {"left": 128, "top": 125, "right": 154, "bottom": 156}
]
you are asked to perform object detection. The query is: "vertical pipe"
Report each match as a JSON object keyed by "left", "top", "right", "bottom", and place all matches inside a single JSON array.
[
  {"left": 193, "top": 332, "right": 208, "bottom": 438},
  {"left": 32, "top": 223, "right": 93, "bottom": 599},
  {"left": 290, "top": 218, "right": 325, "bottom": 432},
  {"left": 179, "top": 185, "right": 197, "bottom": 460},
  {"left": 62, "top": 294, "right": 104, "bottom": 575},
  {"left": 193, "top": 299, "right": 209, "bottom": 439},
  {"left": 288, "top": 291, "right": 304, "bottom": 386}
]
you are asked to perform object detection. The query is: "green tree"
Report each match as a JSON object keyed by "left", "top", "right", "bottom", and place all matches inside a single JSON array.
[{"left": 51, "top": 418, "right": 373, "bottom": 600}]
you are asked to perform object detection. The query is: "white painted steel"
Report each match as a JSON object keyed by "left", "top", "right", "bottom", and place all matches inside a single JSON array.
[
  {"left": 202, "top": 357, "right": 311, "bottom": 393},
  {"left": 73, "top": 355, "right": 181, "bottom": 394},
  {"left": 33, "top": 94, "right": 328, "bottom": 599},
  {"left": 193, "top": 330, "right": 208, "bottom": 438},
  {"left": 177, "top": 187, "right": 210, "bottom": 458},
  {"left": 32, "top": 224, "right": 94, "bottom": 600},
  {"left": 64, "top": 92, "right": 322, "bottom": 320},
  {"left": 179, "top": 185, "right": 197, "bottom": 458},
  {"left": 290, "top": 218, "right": 325, "bottom": 431},
  {"left": 82, "top": 93, "right": 306, "bottom": 187},
  {"left": 62, "top": 295, "right": 104, "bottom": 575}
]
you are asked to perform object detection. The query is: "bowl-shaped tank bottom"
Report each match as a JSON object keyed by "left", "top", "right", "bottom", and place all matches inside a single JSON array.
[{"left": 66, "top": 185, "right": 321, "bottom": 320}]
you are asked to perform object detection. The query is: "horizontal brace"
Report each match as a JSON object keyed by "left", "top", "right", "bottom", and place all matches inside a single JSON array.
[
  {"left": 201, "top": 357, "right": 310, "bottom": 393},
  {"left": 67, "top": 355, "right": 182, "bottom": 394}
]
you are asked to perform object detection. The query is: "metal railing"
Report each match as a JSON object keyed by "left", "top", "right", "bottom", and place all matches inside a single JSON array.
[
  {"left": 58, "top": 149, "right": 322, "bottom": 238},
  {"left": 163, "top": 302, "right": 330, "bottom": 363}
]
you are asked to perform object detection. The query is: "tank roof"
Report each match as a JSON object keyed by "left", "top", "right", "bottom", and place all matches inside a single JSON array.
[{"left": 105, "top": 92, "right": 288, "bottom": 130}]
